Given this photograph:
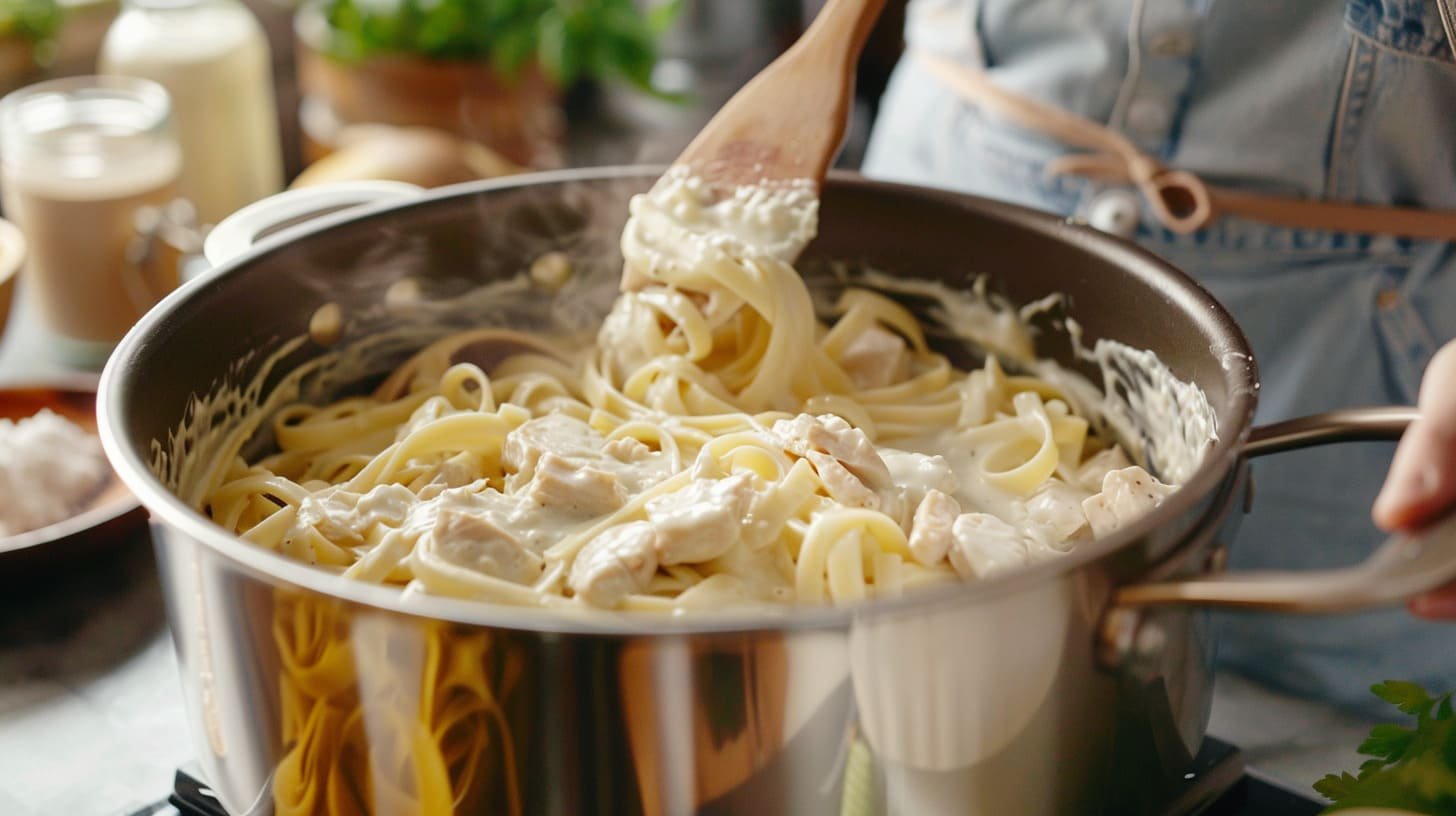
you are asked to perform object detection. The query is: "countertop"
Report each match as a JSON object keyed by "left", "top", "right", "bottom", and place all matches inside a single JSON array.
[{"left": 0, "top": 269, "right": 1376, "bottom": 816}]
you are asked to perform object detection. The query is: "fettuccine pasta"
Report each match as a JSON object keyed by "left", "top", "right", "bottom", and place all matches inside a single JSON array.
[{"left": 204, "top": 169, "right": 1177, "bottom": 611}]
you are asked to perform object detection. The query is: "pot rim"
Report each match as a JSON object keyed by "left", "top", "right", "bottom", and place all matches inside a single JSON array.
[{"left": 97, "top": 166, "right": 1259, "bottom": 636}]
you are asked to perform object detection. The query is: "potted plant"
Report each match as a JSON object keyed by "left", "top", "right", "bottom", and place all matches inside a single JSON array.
[
  {"left": 295, "top": 0, "right": 676, "bottom": 169},
  {"left": 0, "top": 0, "right": 63, "bottom": 94}
]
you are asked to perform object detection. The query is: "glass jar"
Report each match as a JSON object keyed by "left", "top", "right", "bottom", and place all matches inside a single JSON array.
[
  {"left": 100, "top": 0, "right": 284, "bottom": 226},
  {"left": 0, "top": 76, "right": 184, "bottom": 364}
]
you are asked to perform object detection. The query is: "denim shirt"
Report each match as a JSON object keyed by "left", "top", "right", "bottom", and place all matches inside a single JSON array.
[{"left": 865, "top": 0, "right": 1456, "bottom": 717}]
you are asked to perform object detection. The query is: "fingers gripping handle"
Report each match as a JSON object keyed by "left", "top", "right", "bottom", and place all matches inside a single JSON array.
[
  {"left": 1114, "top": 406, "right": 1452, "bottom": 614},
  {"left": 1115, "top": 512, "right": 1456, "bottom": 613}
]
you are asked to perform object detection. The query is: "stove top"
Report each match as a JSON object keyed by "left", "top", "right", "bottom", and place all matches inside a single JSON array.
[{"left": 131, "top": 739, "right": 1325, "bottom": 816}]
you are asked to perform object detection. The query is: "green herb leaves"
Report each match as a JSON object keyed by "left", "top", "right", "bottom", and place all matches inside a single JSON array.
[
  {"left": 316, "top": 0, "right": 676, "bottom": 93},
  {"left": 0, "top": 0, "right": 63, "bottom": 45},
  {"left": 1315, "top": 681, "right": 1456, "bottom": 814}
]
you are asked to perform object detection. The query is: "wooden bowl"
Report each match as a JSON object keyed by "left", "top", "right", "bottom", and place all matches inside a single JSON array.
[{"left": 0, "top": 377, "right": 146, "bottom": 572}]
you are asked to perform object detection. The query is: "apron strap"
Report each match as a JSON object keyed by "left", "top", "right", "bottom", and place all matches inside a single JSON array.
[
  {"left": 914, "top": 50, "right": 1456, "bottom": 241},
  {"left": 1439, "top": 0, "right": 1456, "bottom": 62}
]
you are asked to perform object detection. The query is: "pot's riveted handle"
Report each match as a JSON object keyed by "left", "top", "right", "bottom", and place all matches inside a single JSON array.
[
  {"left": 1114, "top": 405, "right": 1456, "bottom": 614},
  {"left": 1243, "top": 405, "right": 1419, "bottom": 457},
  {"left": 201, "top": 181, "right": 425, "bottom": 269}
]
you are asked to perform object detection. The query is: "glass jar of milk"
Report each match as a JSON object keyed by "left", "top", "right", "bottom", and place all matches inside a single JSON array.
[
  {"left": 0, "top": 76, "right": 184, "bottom": 364},
  {"left": 101, "top": 0, "right": 284, "bottom": 226}
]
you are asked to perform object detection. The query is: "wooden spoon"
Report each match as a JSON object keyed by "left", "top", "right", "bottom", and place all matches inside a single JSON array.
[{"left": 668, "top": 0, "right": 889, "bottom": 196}]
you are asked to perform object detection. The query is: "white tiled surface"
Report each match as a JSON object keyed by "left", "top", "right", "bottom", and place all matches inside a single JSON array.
[
  {"left": 1208, "top": 671, "right": 1374, "bottom": 793},
  {"left": 0, "top": 293, "right": 193, "bottom": 816},
  {"left": 0, "top": 536, "right": 191, "bottom": 816},
  {"left": 0, "top": 283, "right": 77, "bottom": 384}
]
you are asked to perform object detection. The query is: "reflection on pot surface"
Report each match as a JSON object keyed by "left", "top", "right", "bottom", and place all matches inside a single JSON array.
[{"left": 270, "top": 592, "right": 524, "bottom": 815}]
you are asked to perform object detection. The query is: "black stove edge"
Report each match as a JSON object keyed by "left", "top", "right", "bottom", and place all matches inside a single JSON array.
[
  {"left": 158, "top": 748, "right": 1329, "bottom": 816},
  {"left": 169, "top": 767, "right": 229, "bottom": 816},
  {"left": 1200, "top": 767, "right": 1327, "bottom": 816}
]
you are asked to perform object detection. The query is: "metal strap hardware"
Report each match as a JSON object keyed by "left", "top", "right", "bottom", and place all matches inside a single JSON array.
[{"left": 915, "top": 50, "right": 1456, "bottom": 241}]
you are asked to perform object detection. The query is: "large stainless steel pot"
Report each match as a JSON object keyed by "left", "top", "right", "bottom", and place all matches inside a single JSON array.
[{"left": 98, "top": 168, "right": 1454, "bottom": 816}]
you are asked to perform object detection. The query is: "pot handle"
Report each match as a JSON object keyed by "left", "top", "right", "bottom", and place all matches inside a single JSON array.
[
  {"left": 1113, "top": 405, "right": 1456, "bottom": 613},
  {"left": 201, "top": 181, "right": 425, "bottom": 269}
]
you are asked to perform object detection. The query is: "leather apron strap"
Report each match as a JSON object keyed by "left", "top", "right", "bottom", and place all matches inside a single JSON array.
[{"left": 914, "top": 50, "right": 1456, "bottom": 241}]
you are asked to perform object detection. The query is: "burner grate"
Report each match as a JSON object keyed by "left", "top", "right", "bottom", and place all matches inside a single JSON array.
[
  {"left": 155, "top": 742, "right": 1325, "bottom": 816},
  {"left": 1163, "top": 738, "right": 1324, "bottom": 816}
]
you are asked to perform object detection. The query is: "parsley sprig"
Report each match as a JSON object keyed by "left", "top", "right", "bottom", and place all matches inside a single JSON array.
[
  {"left": 0, "top": 0, "right": 63, "bottom": 45},
  {"left": 1315, "top": 681, "right": 1456, "bottom": 814},
  {"left": 313, "top": 0, "right": 680, "bottom": 95}
]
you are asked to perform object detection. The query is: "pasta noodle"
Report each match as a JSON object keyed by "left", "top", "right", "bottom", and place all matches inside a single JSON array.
[
  {"left": 270, "top": 592, "right": 524, "bottom": 816},
  {"left": 204, "top": 168, "right": 1180, "bottom": 613}
]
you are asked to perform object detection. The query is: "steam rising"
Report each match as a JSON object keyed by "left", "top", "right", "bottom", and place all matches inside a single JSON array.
[{"left": 151, "top": 174, "right": 1215, "bottom": 506}]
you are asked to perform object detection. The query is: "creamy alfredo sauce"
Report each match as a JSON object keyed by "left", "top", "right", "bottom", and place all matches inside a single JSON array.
[{"left": 191, "top": 169, "right": 1207, "bottom": 612}]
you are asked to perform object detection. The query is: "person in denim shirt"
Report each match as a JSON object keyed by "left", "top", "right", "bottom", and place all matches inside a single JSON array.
[{"left": 864, "top": 0, "right": 1456, "bottom": 716}]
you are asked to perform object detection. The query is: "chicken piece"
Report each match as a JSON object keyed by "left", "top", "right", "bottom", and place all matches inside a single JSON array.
[
  {"left": 807, "top": 451, "right": 882, "bottom": 511},
  {"left": 431, "top": 508, "right": 543, "bottom": 585},
  {"left": 1075, "top": 447, "right": 1134, "bottom": 493},
  {"left": 432, "top": 451, "right": 485, "bottom": 489},
  {"left": 1081, "top": 466, "right": 1176, "bottom": 539},
  {"left": 604, "top": 436, "right": 652, "bottom": 463},
  {"left": 880, "top": 448, "right": 958, "bottom": 507},
  {"left": 1023, "top": 481, "right": 1091, "bottom": 551},
  {"left": 297, "top": 483, "right": 416, "bottom": 545},
  {"left": 876, "top": 448, "right": 957, "bottom": 530},
  {"left": 772, "top": 414, "right": 892, "bottom": 489},
  {"left": 949, "top": 513, "right": 1032, "bottom": 579},
  {"left": 522, "top": 452, "right": 625, "bottom": 517},
  {"left": 839, "top": 325, "right": 910, "bottom": 390},
  {"left": 908, "top": 489, "right": 961, "bottom": 566},
  {"left": 296, "top": 489, "right": 364, "bottom": 545},
  {"left": 354, "top": 483, "right": 416, "bottom": 526},
  {"left": 569, "top": 521, "right": 659, "bottom": 608},
  {"left": 646, "top": 472, "right": 754, "bottom": 565},
  {"left": 502, "top": 414, "right": 605, "bottom": 482},
  {"left": 878, "top": 487, "right": 912, "bottom": 530}
]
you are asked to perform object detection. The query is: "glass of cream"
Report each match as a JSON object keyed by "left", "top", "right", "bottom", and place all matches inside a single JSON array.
[{"left": 0, "top": 76, "right": 183, "bottom": 366}]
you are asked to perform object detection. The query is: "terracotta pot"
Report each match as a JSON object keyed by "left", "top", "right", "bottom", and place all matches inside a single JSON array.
[
  {"left": 295, "top": 7, "right": 564, "bottom": 170},
  {"left": 0, "top": 2, "right": 121, "bottom": 96},
  {"left": 0, "top": 35, "right": 36, "bottom": 96}
]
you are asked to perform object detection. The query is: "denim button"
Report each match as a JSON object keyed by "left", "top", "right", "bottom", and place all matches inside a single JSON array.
[{"left": 1086, "top": 189, "right": 1141, "bottom": 238}]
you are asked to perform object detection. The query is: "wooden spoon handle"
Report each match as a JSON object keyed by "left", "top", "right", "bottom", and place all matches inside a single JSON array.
[{"left": 673, "top": 0, "right": 889, "bottom": 193}]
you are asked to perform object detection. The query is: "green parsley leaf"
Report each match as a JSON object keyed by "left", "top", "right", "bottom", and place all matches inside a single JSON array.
[
  {"left": 1317, "top": 681, "right": 1456, "bottom": 814},
  {"left": 1360, "top": 724, "right": 1417, "bottom": 763},
  {"left": 310, "top": 0, "right": 678, "bottom": 94},
  {"left": 1315, "top": 772, "right": 1361, "bottom": 802},
  {"left": 1376, "top": 681, "right": 1439, "bottom": 718},
  {"left": 0, "top": 0, "right": 63, "bottom": 44}
]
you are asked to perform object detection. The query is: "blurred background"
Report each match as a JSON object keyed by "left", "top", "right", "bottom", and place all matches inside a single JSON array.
[{"left": 0, "top": 0, "right": 910, "bottom": 194}]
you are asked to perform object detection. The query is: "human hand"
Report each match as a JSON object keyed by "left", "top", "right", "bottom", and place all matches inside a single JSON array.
[{"left": 1373, "top": 339, "right": 1456, "bottom": 619}]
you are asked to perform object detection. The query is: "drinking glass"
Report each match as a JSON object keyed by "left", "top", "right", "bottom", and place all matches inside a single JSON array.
[{"left": 0, "top": 75, "right": 183, "bottom": 365}]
